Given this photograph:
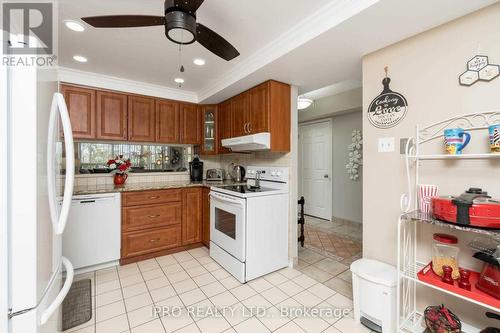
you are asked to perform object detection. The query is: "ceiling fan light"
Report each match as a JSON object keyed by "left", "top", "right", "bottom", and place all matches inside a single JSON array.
[
  {"left": 174, "top": 77, "right": 184, "bottom": 84},
  {"left": 297, "top": 97, "right": 313, "bottom": 110},
  {"left": 165, "top": 11, "right": 196, "bottom": 45}
]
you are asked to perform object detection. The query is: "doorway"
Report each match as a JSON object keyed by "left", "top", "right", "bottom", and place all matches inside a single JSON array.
[
  {"left": 298, "top": 120, "right": 332, "bottom": 220},
  {"left": 297, "top": 111, "right": 363, "bottom": 299}
]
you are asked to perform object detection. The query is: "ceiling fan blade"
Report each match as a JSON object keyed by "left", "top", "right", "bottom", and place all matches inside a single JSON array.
[
  {"left": 81, "top": 15, "right": 165, "bottom": 28},
  {"left": 196, "top": 23, "right": 239, "bottom": 61},
  {"left": 172, "top": 0, "right": 205, "bottom": 14}
]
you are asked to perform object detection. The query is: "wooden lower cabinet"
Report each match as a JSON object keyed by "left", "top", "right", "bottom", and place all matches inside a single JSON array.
[
  {"left": 121, "top": 225, "right": 182, "bottom": 259},
  {"left": 122, "top": 202, "right": 182, "bottom": 232},
  {"left": 182, "top": 188, "right": 202, "bottom": 245},
  {"left": 122, "top": 189, "right": 181, "bottom": 207},
  {"left": 120, "top": 187, "right": 204, "bottom": 264},
  {"left": 202, "top": 187, "right": 210, "bottom": 247}
]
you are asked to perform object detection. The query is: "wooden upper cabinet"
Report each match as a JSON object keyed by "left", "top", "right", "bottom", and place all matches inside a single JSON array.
[
  {"left": 128, "top": 96, "right": 155, "bottom": 142},
  {"left": 248, "top": 82, "right": 270, "bottom": 134},
  {"left": 156, "top": 99, "right": 180, "bottom": 143},
  {"left": 230, "top": 93, "right": 248, "bottom": 137},
  {"left": 61, "top": 85, "right": 96, "bottom": 139},
  {"left": 182, "top": 188, "right": 202, "bottom": 245},
  {"left": 200, "top": 105, "right": 217, "bottom": 155},
  {"left": 268, "top": 80, "right": 291, "bottom": 152},
  {"left": 217, "top": 100, "right": 232, "bottom": 154},
  {"left": 180, "top": 103, "right": 201, "bottom": 145},
  {"left": 96, "top": 91, "right": 128, "bottom": 141}
]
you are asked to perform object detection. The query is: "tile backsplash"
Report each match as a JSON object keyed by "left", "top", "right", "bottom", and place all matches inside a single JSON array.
[
  {"left": 74, "top": 172, "right": 190, "bottom": 187},
  {"left": 201, "top": 152, "right": 291, "bottom": 173},
  {"left": 71, "top": 151, "right": 290, "bottom": 187}
]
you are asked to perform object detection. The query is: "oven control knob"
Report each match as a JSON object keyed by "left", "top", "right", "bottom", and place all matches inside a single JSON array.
[
  {"left": 271, "top": 171, "right": 277, "bottom": 176},
  {"left": 276, "top": 171, "right": 282, "bottom": 177}
]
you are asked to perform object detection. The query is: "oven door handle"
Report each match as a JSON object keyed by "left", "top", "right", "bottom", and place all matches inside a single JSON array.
[{"left": 209, "top": 192, "right": 245, "bottom": 207}]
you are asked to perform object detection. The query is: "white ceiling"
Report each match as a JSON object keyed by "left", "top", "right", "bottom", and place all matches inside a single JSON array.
[
  {"left": 301, "top": 80, "right": 362, "bottom": 100},
  {"left": 58, "top": 0, "right": 333, "bottom": 92},
  {"left": 58, "top": 0, "right": 498, "bottom": 103}
]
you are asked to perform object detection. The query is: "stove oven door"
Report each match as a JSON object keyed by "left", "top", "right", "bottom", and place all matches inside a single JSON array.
[{"left": 209, "top": 191, "right": 246, "bottom": 262}]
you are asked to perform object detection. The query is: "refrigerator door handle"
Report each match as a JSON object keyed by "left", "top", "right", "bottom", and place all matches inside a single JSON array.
[
  {"left": 47, "top": 93, "right": 74, "bottom": 235},
  {"left": 39, "top": 257, "right": 74, "bottom": 325}
]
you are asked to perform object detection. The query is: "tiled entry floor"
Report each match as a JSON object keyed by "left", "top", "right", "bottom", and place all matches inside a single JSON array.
[
  {"left": 66, "top": 247, "right": 372, "bottom": 333},
  {"left": 297, "top": 216, "right": 362, "bottom": 299}
]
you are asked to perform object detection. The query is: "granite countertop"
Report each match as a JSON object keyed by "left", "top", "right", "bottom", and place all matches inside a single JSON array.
[{"left": 73, "top": 180, "right": 245, "bottom": 196}]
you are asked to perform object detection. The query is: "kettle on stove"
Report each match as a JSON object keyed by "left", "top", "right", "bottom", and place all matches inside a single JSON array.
[{"left": 229, "top": 163, "right": 246, "bottom": 182}]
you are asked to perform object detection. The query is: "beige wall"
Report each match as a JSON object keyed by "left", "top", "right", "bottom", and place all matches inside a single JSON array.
[
  {"left": 362, "top": 3, "right": 500, "bottom": 327},
  {"left": 332, "top": 112, "right": 363, "bottom": 223}
]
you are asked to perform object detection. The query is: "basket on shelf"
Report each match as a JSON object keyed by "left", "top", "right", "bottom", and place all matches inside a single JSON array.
[{"left": 424, "top": 305, "right": 461, "bottom": 333}]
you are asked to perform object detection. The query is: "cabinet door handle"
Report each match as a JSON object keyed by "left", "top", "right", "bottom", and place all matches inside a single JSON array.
[
  {"left": 248, "top": 123, "right": 252, "bottom": 133},
  {"left": 149, "top": 238, "right": 161, "bottom": 243},
  {"left": 148, "top": 214, "right": 161, "bottom": 218},
  {"left": 243, "top": 123, "right": 247, "bottom": 134},
  {"left": 149, "top": 196, "right": 160, "bottom": 199}
]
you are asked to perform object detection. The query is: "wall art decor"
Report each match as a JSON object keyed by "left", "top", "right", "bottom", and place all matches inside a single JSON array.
[
  {"left": 346, "top": 129, "right": 362, "bottom": 181},
  {"left": 367, "top": 67, "right": 408, "bottom": 129},
  {"left": 459, "top": 55, "right": 499, "bottom": 86}
]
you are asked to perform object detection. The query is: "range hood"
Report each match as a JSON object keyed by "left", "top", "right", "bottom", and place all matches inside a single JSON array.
[{"left": 221, "top": 132, "right": 271, "bottom": 152}]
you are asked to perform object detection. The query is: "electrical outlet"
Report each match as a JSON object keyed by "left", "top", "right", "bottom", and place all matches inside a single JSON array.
[{"left": 378, "top": 137, "right": 395, "bottom": 153}]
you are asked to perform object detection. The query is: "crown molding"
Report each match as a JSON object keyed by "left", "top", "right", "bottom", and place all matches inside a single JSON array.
[
  {"left": 197, "top": 0, "right": 379, "bottom": 102},
  {"left": 57, "top": 67, "right": 198, "bottom": 103}
]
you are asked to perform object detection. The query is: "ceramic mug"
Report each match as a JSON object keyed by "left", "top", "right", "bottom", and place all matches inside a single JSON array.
[
  {"left": 444, "top": 128, "right": 471, "bottom": 155},
  {"left": 489, "top": 124, "right": 500, "bottom": 153}
]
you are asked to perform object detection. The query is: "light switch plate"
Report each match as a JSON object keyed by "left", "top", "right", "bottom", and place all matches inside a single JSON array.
[{"left": 378, "top": 137, "right": 395, "bottom": 152}]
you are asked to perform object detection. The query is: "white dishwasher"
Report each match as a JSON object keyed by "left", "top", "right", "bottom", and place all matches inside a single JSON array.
[{"left": 63, "top": 192, "right": 121, "bottom": 271}]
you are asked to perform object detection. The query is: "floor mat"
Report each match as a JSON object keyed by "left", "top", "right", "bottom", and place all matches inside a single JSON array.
[{"left": 62, "top": 279, "right": 92, "bottom": 331}]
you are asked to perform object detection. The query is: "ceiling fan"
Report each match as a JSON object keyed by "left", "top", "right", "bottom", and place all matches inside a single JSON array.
[{"left": 81, "top": 0, "right": 240, "bottom": 61}]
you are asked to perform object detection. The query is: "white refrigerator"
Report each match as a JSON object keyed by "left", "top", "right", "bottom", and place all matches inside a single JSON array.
[{"left": 5, "top": 65, "right": 76, "bottom": 333}]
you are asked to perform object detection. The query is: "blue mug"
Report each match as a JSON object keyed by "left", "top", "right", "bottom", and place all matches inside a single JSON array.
[{"left": 444, "top": 128, "right": 471, "bottom": 155}]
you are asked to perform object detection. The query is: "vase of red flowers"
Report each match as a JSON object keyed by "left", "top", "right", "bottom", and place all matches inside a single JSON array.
[{"left": 107, "top": 155, "right": 132, "bottom": 185}]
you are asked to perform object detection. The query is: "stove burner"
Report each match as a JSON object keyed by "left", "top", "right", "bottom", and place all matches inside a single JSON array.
[
  {"left": 225, "top": 185, "right": 262, "bottom": 193},
  {"left": 213, "top": 185, "right": 277, "bottom": 194}
]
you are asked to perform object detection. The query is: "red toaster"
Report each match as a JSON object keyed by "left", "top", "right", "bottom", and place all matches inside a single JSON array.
[{"left": 432, "top": 188, "right": 500, "bottom": 229}]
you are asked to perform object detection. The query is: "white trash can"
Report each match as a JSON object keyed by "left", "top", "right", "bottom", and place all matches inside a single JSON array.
[{"left": 350, "top": 258, "right": 397, "bottom": 333}]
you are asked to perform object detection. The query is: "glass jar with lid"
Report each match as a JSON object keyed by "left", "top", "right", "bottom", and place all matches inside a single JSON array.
[{"left": 432, "top": 233, "right": 460, "bottom": 280}]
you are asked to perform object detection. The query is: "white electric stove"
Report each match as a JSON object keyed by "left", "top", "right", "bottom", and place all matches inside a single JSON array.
[{"left": 209, "top": 166, "right": 289, "bottom": 283}]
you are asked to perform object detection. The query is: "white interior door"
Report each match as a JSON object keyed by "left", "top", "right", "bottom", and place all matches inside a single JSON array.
[{"left": 299, "top": 120, "right": 332, "bottom": 220}]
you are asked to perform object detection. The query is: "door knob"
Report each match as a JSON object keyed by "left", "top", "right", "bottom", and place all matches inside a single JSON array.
[{"left": 324, "top": 174, "right": 329, "bottom": 178}]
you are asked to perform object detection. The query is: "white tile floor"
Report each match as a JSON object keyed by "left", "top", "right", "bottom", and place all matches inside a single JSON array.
[{"left": 66, "top": 247, "right": 373, "bottom": 333}]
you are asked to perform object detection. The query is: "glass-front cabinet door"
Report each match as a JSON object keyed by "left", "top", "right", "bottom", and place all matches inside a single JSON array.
[{"left": 201, "top": 105, "right": 217, "bottom": 155}]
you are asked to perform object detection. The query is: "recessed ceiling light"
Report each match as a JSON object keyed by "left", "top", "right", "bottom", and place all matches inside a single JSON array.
[
  {"left": 65, "top": 20, "right": 85, "bottom": 32},
  {"left": 193, "top": 58, "right": 205, "bottom": 66},
  {"left": 73, "top": 55, "right": 88, "bottom": 63},
  {"left": 174, "top": 78, "right": 185, "bottom": 84}
]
